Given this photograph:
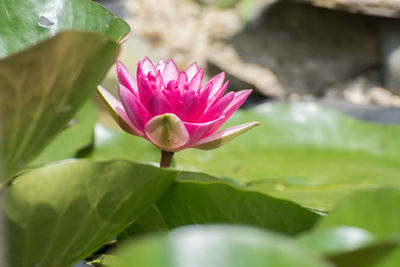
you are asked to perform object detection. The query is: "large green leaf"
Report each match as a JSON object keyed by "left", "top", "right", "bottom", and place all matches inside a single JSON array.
[
  {"left": 297, "top": 226, "right": 399, "bottom": 267},
  {"left": 5, "top": 159, "right": 177, "bottom": 267},
  {"left": 176, "top": 104, "right": 400, "bottom": 212},
  {"left": 298, "top": 226, "right": 378, "bottom": 255},
  {"left": 0, "top": 31, "right": 119, "bottom": 182},
  {"left": 315, "top": 189, "right": 400, "bottom": 267},
  {"left": 0, "top": 0, "right": 129, "bottom": 182},
  {"left": 116, "top": 225, "right": 332, "bottom": 267},
  {"left": 29, "top": 101, "right": 98, "bottom": 167},
  {"left": 317, "top": 189, "right": 400, "bottom": 236},
  {"left": 0, "top": 0, "right": 129, "bottom": 58},
  {"left": 328, "top": 242, "right": 399, "bottom": 267},
  {"left": 124, "top": 172, "right": 319, "bottom": 238},
  {"left": 91, "top": 103, "right": 400, "bottom": 211}
]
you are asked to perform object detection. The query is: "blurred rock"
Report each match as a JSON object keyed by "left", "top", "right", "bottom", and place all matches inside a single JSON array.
[
  {"left": 96, "top": 0, "right": 400, "bottom": 108},
  {"left": 98, "top": 0, "right": 285, "bottom": 99},
  {"left": 291, "top": 0, "right": 400, "bottom": 95},
  {"left": 291, "top": 0, "right": 400, "bottom": 18},
  {"left": 343, "top": 88, "right": 371, "bottom": 105},
  {"left": 368, "top": 87, "right": 400, "bottom": 106},
  {"left": 128, "top": 0, "right": 242, "bottom": 68},
  {"left": 327, "top": 85, "right": 400, "bottom": 107},
  {"left": 207, "top": 42, "right": 285, "bottom": 97},
  {"left": 95, "top": 0, "right": 131, "bottom": 18},
  {"left": 321, "top": 99, "right": 400, "bottom": 125},
  {"left": 381, "top": 20, "right": 400, "bottom": 94},
  {"left": 227, "top": 1, "right": 380, "bottom": 95}
]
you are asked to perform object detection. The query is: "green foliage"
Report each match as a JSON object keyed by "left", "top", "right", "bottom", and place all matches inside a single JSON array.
[
  {"left": 298, "top": 227, "right": 399, "bottom": 266},
  {"left": 317, "top": 189, "right": 400, "bottom": 237},
  {"left": 298, "top": 189, "right": 400, "bottom": 267},
  {"left": 0, "top": 0, "right": 129, "bottom": 182},
  {"left": 5, "top": 160, "right": 177, "bottom": 267},
  {"left": 0, "top": 0, "right": 129, "bottom": 58},
  {"left": 0, "top": 31, "right": 118, "bottom": 183},
  {"left": 30, "top": 101, "right": 98, "bottom": 167},
  {"left": 116, "top": 225, "right": 332, "bottom": 267},
  {"left": 89, "top": 103, "right": 400, "bottom": 211},
  {"left": 124, "top": 172, "right": 319, "bottom": 238}
]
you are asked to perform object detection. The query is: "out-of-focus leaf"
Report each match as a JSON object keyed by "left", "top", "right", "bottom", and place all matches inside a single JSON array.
[
  {"left": 298, "top": 226, "right": 377, "bottom": 255},
  {"left": 89, "top": 124, "right": 160, "bottom": 164},
  {"left": 116, "top": 225, "right": 332, "bottom": 267},
  {"left": 297, "top": 226, "right": 399, "bottom": 267},
  {"left": 0, "top": 31, "right": 119, "bottom": 182},
  {"left": 328, "top": 241, "right": 398, "bottom": 267},
  {"left": 315, "top": 189, "right": 400, "bottom": 267},
  {"left": 123, "top": 172, "right": 320, "bottom": 238},
  {"left": 0, "top": 0, "right": 129, "bottom": 58},
  {"left": 30, "top": 101, "right": 97, "bottom": 167},
  {"left": 5, "top": 159, "right": 177, "bottom": 267},
  {"left": 120, "top": 204, "right": 169, "bottom": 239},
  {"left": 317, "top": 189, "right": 400, "bottom": 236},
  {"left": 91, "top": 103, "right": 400, "bottom": 211}
]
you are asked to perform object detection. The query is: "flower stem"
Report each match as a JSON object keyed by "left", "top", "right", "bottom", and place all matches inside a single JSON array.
[{"left": 160, "top": 150, "right": 174, "bottom": 168}]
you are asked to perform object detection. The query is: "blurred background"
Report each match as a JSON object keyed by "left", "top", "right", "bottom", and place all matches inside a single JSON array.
[{"left": 96, "top": 0, "right": 400, "bottom": 124}]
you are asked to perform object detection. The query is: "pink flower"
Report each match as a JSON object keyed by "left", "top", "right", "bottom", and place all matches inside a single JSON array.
[{"left": 98, "top": 57, "right": 259, "bottom": 152}]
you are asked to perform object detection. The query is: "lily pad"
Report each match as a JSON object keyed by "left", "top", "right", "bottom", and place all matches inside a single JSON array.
[
  {"left": 116, "top": 225, "right": 332, "bottom": 267},
  {"left": 124, "top": 171, "right": 320, "bottom": 238},
  {"left": 91, "top": 103, "right": 400, "bottom": 211},
  {"left": 298, "top": 226, "right": 377, "bottom": 255},
  {"left": 29, "top": 101, "right": 98, "bottom": 167},
  {"left": 315, "top": 189, "right": 400, "bottom": 266},
  {"left": 5, "top": 159, "right": 177, "bottom": 267},
  {"left": 90, "top": 124, "right": 161, "bottom": 164},
  {"left": 317, "top": 189, "right": 400, "bottom": 236},
  {"left": 297, "top": 226, "right": 399, "bottom": 267}
]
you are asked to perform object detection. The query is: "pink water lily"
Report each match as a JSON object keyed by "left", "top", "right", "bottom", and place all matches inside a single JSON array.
[{"left": 98, "top": 57, "right": 259, "bottom": 155}]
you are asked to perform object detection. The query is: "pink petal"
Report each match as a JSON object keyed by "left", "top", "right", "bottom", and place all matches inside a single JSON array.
[
  {"left": 207, "top": 89, "right": 252, "bottom": 133},
  {"left": 117, "top": 61, "right": 138, "bottom": 95},
  {"left": 156, "top": 59, "right": 166, "bottom": 73},
  {"left": 183, "top": 82, "right": 211, "bottom": 122},
  {"left": 163, "top": 80, "right": 182, "bottom": 112},
  {"left": 118, "top": 84, "right": 151, "bottom": 131},
  {"left": 136, "top": 61, "right": 148, "bottom": 101},
  {"left": 208, "top": 80, "right": 229, "bottom": 107},
  {"left": 198, "top": 91, "right": 234, "bottom": 122},
  {"left": 184, "top": 62, "right": 199, "bottom": 81},
  {"left": 145, "top": 113, "right": 190, "bottom": 151},
  {"left": 138, "top": 76, "right": 155, "bottom": 105},
  {"left": 192, "top": 122, "right": 260, "bottom": 150},
  {"left": 146, "top": 89, "right": 173, "bottom": 116},
  {"left": 188, "top": 68, "right": 204, "bottom": 93},
  {"left": 183, "top": 116, "right": 225, "bottom": 145},
  {"left": 141, "top": 56, "right": 156, "bottom": 76},
  {"left": 177, "top": 72, "right": 188, "bottom": 93},
  {"left": 222, "top": 89, "right": 252, "bottom": 120},
  {"left": 179, "top": 90, "right": 199, "bottom": 122},
  {"left": 204, "top": 72, "right": 225, "bottom": 99},
  {"left": 97, "top": 86, "right": 144, "bottom": 136},
  {"left": 115, "top": 107, "right": 144, "bottom": 136},
  {"left": 162, "top": 59, "right": 179, "bottom": 84},
  {"left": 155, "top": 71, "right": 164, "bottom": 89}
]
